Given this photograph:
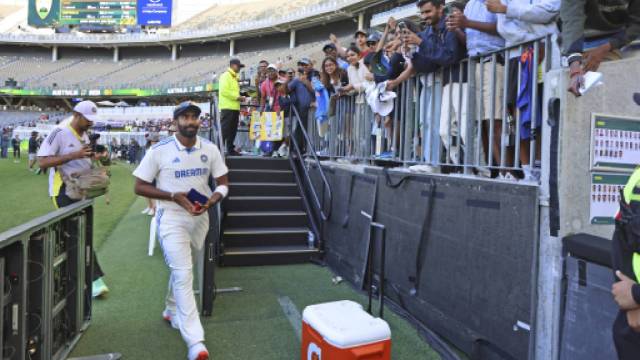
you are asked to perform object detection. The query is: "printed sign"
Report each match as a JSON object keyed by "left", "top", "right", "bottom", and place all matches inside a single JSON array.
[
  {"left": 137, "top": 0, "right": 172, "bottom": 26},
  {"left": 590, "top": 113, "right": 640, "bottom": 172},
  {"left": 249, "top": 111, "right": 284, "bottom": 141},
  {"left": 590, "top": 172, "right": 630, "bottom": 225}
]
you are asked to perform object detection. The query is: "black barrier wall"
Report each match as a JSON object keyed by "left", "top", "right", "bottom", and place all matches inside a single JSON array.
[{"left": 310, "top": 165, "right": 540, "bottom": 359}]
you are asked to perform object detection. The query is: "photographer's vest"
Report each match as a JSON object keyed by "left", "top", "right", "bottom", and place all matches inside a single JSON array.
[{"left": 51, "top": 126, "right": 86, "bottom": 205}]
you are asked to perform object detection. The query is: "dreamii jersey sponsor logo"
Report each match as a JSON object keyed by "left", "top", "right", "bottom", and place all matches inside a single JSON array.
[{"left": 175, "top": 168, "right": 209, "bottom": 179}]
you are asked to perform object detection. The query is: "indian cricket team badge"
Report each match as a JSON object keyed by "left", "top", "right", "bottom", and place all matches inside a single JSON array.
[{"left": 200, "top": 154, "right": 208, "bottom": 163}]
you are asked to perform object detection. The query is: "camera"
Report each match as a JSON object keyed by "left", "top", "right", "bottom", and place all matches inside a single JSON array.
[{"left": 88, "top": 133, "right": 101, "bottom": 153}]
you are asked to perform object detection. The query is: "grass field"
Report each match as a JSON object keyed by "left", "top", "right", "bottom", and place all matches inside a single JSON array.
[
  {"left": 0, "top": 156, "right": 137, "bottom": 249},
  {"left": 70, "top": 198, "right": 440, "bottom": 360},
  {"left": 0, "top": 153, "right": 441, "bottom": 360}
]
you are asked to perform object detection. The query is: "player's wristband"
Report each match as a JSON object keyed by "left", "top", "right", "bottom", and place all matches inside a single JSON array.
[
  {"left": 170, "top": 192, "right": 176, "bottom": 201},
  {"left": 213, "top": 185, "right": 229, "bottom": 199}
]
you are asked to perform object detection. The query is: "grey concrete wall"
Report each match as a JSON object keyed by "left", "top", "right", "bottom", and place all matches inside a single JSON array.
[{"left": 548, "top": 56, "right": 640, "bottom": 240}]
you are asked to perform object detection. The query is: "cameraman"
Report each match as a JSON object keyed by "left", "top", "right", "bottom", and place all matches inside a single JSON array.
[
  {"left": 37, "top": 100, "right": 110, "bottom": 298},
  {"left": 284, "top": 59, "right": 316, "bottom": 155}
]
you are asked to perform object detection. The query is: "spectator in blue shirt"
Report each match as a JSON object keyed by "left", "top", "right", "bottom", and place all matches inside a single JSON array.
[
  {"left": 386, "top": 0, "right": 466, "bottom": 165},
  {"left": 447, "top": 0, "right": 506, "bottom": 171},
  {"left": 386, "top": 0, "right": 465, "bottom": 90}
]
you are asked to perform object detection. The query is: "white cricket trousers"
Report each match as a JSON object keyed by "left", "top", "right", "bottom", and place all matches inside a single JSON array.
[{"left": 156, "top": 208, "right": 209, "bottom": 347}]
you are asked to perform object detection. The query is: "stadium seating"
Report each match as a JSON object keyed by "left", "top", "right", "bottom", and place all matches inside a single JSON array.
[
  {"left": 176, "top": 0, "right": 328, "bottom": 31},
  {"left": 0, "top": 110, "right": 69, "bottom": 127},
  {"left": 0, "top": 34, "right": 350, "bottom": 90}
]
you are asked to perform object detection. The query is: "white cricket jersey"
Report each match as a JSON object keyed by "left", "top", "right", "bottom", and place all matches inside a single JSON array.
[{"left": 133, "top": 135, "right": 228, "bottom": 213}]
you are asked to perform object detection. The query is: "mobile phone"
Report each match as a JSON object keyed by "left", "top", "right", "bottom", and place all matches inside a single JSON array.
[
  {"left": 443, "top": 5, "right": 452, "bottom": 18},
  {"left": 187, "top": 188, "right": 208, "bottom": 206}
]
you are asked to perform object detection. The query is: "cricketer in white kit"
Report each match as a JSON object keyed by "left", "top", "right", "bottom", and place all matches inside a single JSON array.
[{"left": 133, "top": 101, "right": 229, "bottom": 360}]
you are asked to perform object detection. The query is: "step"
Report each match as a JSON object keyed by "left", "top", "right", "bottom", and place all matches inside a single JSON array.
[
  {"left": 230, "top": 182, "right": 299, "bottom": 197},
  {"left": 226, "top": 156, "right": 291, "bottom": 170},
  {"left": 225, "top": 196, "right": 303, "bottom": 212},
  {"left": 224, "top": 211, "right": 308, "bottom": 228},
  {"left": 221, "top": 245, "right": 320, "bottom": 266},
  {"left": 223, "top": 227, "right": 309, "bottom": 247},
  {"left": 228, "top": 169, "right": 294, "bottom": 183}
]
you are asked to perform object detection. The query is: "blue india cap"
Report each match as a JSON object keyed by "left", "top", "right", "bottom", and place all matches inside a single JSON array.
[{"left": 174, "top": 101, "right": 202, "bottom": 119}]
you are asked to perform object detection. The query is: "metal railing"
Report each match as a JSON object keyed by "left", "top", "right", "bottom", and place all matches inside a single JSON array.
[
  {"left": 290, "top": 105, "right": 333, "bottom": 220},
  {"left": 308, "top": 36, "right": 554, "bottom": 177},
  {"left": 288, "top": 105, "right": 333, "bottom": 250}
]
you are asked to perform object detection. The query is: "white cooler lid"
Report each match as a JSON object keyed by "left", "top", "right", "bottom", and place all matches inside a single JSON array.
[{"left": 302, "top": 300, "right": 391, "bottom": 349}]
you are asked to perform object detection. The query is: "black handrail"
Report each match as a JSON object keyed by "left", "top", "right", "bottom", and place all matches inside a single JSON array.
[{"left": 288, "top": 105, "right": 333, "bottom": 222}]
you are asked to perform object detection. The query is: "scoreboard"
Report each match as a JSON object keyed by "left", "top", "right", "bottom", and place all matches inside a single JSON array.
[{"left": 60, "top": 1, "right": 137, "bottom": 26}]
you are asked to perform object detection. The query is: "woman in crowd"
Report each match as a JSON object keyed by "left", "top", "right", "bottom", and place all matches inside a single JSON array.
[
  {"left": 320, "top": 57, "right": 349, "bottom": 155},
  {"left": 340, "top": 45, "right": 373, "bottom": 157},
  {"left": 321, "top": 56, "right": 349, "bottom": 96}
]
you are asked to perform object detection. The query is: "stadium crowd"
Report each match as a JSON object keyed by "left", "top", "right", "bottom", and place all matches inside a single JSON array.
[
  {"left": 3, "top": 0, "right": 640, "bottom": 179},
  {"left": 231, "top": 0, "right": 640, "bottom": 179}
]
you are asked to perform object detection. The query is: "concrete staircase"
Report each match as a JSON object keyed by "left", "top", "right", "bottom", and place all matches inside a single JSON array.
[{"left": 220, "top": 156, "right": 319, "bottom": 266}]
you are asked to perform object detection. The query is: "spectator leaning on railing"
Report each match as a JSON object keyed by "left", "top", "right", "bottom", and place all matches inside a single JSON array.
[
  {"left": 386, "top": 0, "right": 465, "bottom": 90},
  {"left": 341, "top": 45, "right": 373, "bottom": 99},
  {"left": 320, "top": 56, "right": 349, "bottom": 147},
  {"left": 487, "top": 0, "right": 559, "bottom": 178},
  {"left": 447, "top": 0, "right": 506, "bottom": 171},
  {"left": 561, "top": 0, "right": 640, "bottom": 97},
  {"left": 284, "top": 58, "right": 316, "bottom": 155}
]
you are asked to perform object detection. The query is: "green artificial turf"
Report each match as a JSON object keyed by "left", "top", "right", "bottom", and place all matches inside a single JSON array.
[
  {"left": 0, "top": 157, "right": 137, "bottom": 249},
  {"left": 1, "top": 155, "right": 441, "bottom": 360},
  {"left": 70, "top": 198, "right": 441, "bottom": 360}
]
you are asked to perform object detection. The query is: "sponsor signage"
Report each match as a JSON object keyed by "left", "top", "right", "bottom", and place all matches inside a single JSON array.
[
  {"left": 137, "top": 0, "right": 172, "bottom": 26},
  {"left": 0, "top": 83, "right": 217, "bottom": 97}
]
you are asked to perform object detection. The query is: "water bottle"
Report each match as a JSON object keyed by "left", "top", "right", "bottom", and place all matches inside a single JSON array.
[{"left": 307, "top": 231, "right": 315, "bottom": 249}]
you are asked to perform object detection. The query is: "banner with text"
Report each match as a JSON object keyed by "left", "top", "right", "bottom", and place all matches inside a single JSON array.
[{"left": 137, "top": 0, "right": 172, "bottom": 26}]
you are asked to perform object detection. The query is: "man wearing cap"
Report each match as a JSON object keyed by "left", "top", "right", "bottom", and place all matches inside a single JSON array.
[
  {"left": 284, "top": 58, "right": 316, "bottom": 154},
  {"left": 260, "top": 64, "right": 281, "bottom": 113},
  {"left": 323, "top": 43, "right": 350, "bottom": 70},
  {"left": 254, "top": 60, "right": 269, "bottom": 105},
  {"left": 219, "top": 58, "right": 246, "bottom": 156},
  {"left": 355, "top": 29, "right": 371, "bottom": 56},
  {"left": 297, "top": 57, "right": 315, "bottom": 74},
  {"left": 133, "top": 101, "right": 229, "bottom": 360},
  {"left": 37, "top": 100, "right": 110, "bottom": 298},
  {"left": 366, "top": 33, "right": 382, "bottom": 55}
]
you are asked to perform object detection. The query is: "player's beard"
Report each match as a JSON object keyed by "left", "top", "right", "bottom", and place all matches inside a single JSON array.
[{"left": 178, "top": 124, "right": 199, "bottom": 138}]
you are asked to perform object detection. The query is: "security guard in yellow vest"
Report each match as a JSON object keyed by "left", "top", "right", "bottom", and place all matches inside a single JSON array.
[{"left": 611, "top": 167, "right": 640, "bottom": 359}]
